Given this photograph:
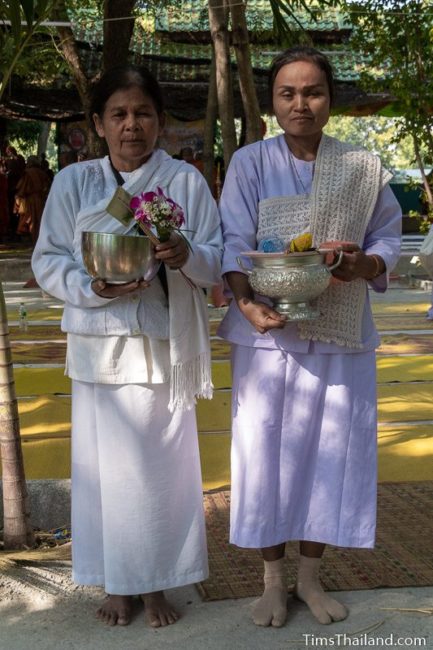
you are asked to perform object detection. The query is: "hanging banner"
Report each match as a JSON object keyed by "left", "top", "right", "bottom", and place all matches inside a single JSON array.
[{"left": 58, "top": 120, "right": 88, "bottom": 168}]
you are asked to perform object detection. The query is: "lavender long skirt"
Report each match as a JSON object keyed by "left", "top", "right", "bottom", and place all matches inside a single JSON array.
[{"left": 230, "top": 345, "right": 377, "bottom": 549}]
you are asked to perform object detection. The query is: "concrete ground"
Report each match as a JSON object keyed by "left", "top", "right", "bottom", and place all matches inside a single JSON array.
[
  {"left": 0, "top": 567, "right": 432, "bottom": 650},
  {"left": 1, "top": 259, "right": 433, "bottom": 649}
]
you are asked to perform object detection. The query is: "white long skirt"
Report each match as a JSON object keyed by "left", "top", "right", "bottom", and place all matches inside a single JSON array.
[
  {"left": 230, "top": 345, "right": 377, "bottom": 550},
  {"left": 71, "top": 380, "right": 208, "bottom": 595}
]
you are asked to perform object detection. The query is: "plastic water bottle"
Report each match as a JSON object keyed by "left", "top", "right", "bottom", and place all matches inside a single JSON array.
[{"left": 18, "top": 302, "right": 28, "bottom": 332}]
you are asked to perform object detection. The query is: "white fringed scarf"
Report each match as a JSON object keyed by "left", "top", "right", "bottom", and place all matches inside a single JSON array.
[
  {"left": 166, "top": 269, "right": 213, "bottom": 411},
  {"left": 71, "top": 152, "right": 213, "bottom": 411}
]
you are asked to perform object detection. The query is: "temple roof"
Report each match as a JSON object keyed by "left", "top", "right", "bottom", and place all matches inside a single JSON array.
[{"left": 0, "top": 3, "right": 395, "bottom": 123}]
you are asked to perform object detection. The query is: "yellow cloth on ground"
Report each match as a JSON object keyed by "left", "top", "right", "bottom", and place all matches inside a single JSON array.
[
  {"left": 14, "top": 367, "right": 70, "bottom": 396},
  {"left": 18, "top": 395, "right": 71, "bottom": 437},
  {"left": 372, "top": 302, "right": 431, "bottom": 315},
  {"left": 378, "top": 425, "right": 433, "bottom": 482},
  {"left": 8, "top": 308, "right": 63, "bottom": 321},
  {"left": 377, "top": 355, "right": 433, "bottom": 382},
  {"left": 5, "top": 376, "right": 433, "bottom": 486},
  {"left": 6, "top": 290, "right": 433, "bottom": 487},
  {"left": 378, "top": 383, "right": 433, "bottom": 421},
  {"left": 8, "top": 425, "right": 433, "bottom": 486},
  {"left": 11, "top": 357, "right": 433, "bottom": 395}
]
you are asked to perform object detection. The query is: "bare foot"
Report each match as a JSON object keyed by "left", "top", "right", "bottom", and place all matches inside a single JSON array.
[
  {"left": 95, "top": 595, "right": 133, "bottom": 626},
  {"left": 141, "top": 591, "right": 179, "bottom": 627}
]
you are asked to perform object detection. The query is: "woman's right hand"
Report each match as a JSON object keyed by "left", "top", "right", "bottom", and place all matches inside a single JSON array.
[
  {"left": 225, "top": 271, "right": 286, "bottom": 334},
  {"left": 237, "top": 297, "right": 286, "bottom": 334},
  {"left": 91, "top": 278, "right": 149, "bottom": 298}
]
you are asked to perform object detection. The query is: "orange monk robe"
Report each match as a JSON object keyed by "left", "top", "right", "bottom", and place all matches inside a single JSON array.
[{"left": 15, "top": 166, "right": 50, "bottom": 244}]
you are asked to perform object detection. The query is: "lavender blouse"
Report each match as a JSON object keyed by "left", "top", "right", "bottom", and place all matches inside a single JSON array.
[{"left": 217, "top": 134, "right": 402, "bottom": 354}]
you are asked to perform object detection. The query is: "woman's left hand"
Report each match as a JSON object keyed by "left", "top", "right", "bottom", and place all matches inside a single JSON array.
[
  {"left": 328, "top": 244, "right": 382, "bottom": 282},
  {"left": 91, "top": 278, "right": 149, "bottom": 298},
  {"left": 154, "top": 232, "right": 189, "bottom": 269}
]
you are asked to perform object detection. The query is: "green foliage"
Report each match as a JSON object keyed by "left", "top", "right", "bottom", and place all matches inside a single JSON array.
[
  {"left": 65, "top": 0, "right": 103, "bottom": 24},
  {"left": 344, "top": 0, "right": 433, "bottom": 206},
  {"left": 6, "top": 119, "right": 41, "bottom": 156},
  {"left": 64, "top": 0, "right": 176, "bottom": 30},
  {"left": 0, "top": 0, "right": 61, "bottom": 101},
  {"left": 407, "top": 169, "right": 433, "bottom": 231},
  {"left": 268, "top": 0, "right": 310, "bottom": 44},
  {"left": 266, "top": 114, "right": 417, "bottom": 170},
  {"left": 45, "top": 122, "right": 58, "bottom": 171},
  {"left": 267, "top": 0, "right": 342, "bottom": 45},
  {"left": 324, "top": 115, "right": 416, "bottom": 170}
]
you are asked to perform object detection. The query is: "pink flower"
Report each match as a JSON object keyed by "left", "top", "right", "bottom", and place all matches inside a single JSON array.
[{"left": 130, "top": 187, "right": 184, "bottom": 235}]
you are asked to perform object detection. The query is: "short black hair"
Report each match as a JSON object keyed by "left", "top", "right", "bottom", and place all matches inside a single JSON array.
[
  {"left": 90, "top": 64, "right": 164, "bottom": 117},
  {"left": 268, "top": 45, "right": 334, "bottom": 111}
]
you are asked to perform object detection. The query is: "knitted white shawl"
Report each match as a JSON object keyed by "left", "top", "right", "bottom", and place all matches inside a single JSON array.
[{"left": 258, "top": 135, "right": 392, "bottom": 347}]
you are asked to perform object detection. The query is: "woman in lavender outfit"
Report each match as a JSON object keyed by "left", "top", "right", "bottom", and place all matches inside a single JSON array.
[{"left": 218, "top": 46, "right": 401, "bottom": 628}]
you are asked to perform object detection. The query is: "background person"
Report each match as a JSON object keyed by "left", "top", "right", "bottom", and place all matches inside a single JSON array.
[
  {"left": 32, "top": 64, "right": 222, "bottom": 628},
  {"left": 0, "top": 158, "right": 9, "bottom": 241},
  {"left": 39, "top": 152, "right": 54, "bottom": 182},
  {"left": 4, "top": 144, "right": 25, "bottom": 240},
  {"left": 218, "top": 45, "right": 401, "bottom": 628},
  {"left": 15, "top": 155, "right": 51, "bottom": 246}
]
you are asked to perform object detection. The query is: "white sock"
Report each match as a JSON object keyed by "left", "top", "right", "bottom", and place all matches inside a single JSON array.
[
  {"left": 252, "top": 558, "right": 288, "bottom": 628},
  {"left": 294, "top": 555, "right": 348, "bottom": 625}
]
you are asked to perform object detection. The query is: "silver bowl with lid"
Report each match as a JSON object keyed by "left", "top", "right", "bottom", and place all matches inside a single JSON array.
[{"left": 237, "top": 249, "right": 343, "bottom": 320}]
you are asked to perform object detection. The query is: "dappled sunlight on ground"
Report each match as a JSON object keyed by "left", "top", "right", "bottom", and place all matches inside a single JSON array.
[
  {"left": 372, "top": 302, "right": 430, "bottom": 315},
  {"left": 378, "top": 385, "right": 433, "bottom": 421},
  {"left": 378, "top": 425, "right": 433, "bottom": 481},
  {"left": 377, "top": 356, "right": 433, "bottom": 382},
  {"left": 1, "top": 278, "right": 433, "bottom": 484}
]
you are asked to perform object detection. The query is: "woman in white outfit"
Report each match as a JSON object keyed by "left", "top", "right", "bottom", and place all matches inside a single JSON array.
[
  {"left": 218, "top": 46, "right": 401, "bottom": 628},
  {"left": 32, "top": 65, "right": 222, "bottom": 627}
]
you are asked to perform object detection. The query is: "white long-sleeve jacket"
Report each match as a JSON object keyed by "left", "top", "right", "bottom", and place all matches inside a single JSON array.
[{"left": 32, "top": 150, "right": 223, "bottom": 339}]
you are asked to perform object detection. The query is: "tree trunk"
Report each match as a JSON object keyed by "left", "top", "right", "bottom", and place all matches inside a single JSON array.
[
  {"left": 0, "top": 290, "right": 34, "bottom": 549},
  {"left": 0, "top": 0, "right": 42, "bottom": 548},
  {"left": 203, "top": 50, "right": 218, "bottom": 193},
  {"left": 55, "top": 0, "right": 138, "bottom": 158},
  {"left": 424, "top": 119, "right": 433, "bottom": 162},
  {"left": 103, "top": 0, "right": 136, "bottom": 71},
  {"left": 413, "top": 133, "right": 433, "bottom": 210},
  {"left": 208, "top": 0, "right": 237, "bottom": 169},
  {"left": 37, "top": 121, "right": 51, "bottom": 157},
  {"left": 55, "top": 18, "right": 101, "bottom": 156},
  {"left": 56, "top": 0, "right": 137, "bottom": 159},
  {"left": 229, "top": 0, "right": 262, "bottom": 144},
  {"left": 55, "top": 25, "right": 91, "bottom": 113},
  {"left": 0, "top": 118, "right": 7, "bottom": 153}
]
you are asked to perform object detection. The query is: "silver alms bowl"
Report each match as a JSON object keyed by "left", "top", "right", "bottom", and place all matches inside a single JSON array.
[
  {"left": 237, "top": 249, "right": 343, "bottom": 320},
  {"left": 82, "top": 231, "right": 160, "bottom": 283}
]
